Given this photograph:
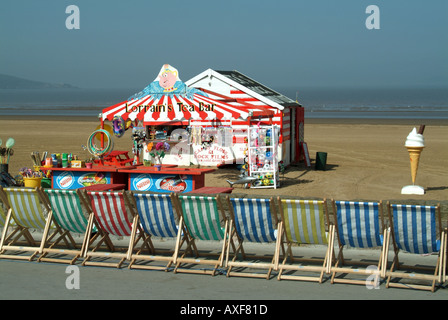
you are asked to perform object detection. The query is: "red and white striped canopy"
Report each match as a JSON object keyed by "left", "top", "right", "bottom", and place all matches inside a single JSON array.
[{"left": 101, "top": 92, "right": 275, "bottom": 125}]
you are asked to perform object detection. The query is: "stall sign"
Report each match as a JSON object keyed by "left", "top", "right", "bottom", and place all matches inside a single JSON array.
[
  {"left": 54, "top": 171, "right": 110, "bottom": 189},
  {"left": 130, "top": 173, "right": 191, "bottom": 193}
]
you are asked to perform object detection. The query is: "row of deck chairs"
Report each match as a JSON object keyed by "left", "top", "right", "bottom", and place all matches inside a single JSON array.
[{"left": 0, "top": 186, "right": 446, "bottom": 292}]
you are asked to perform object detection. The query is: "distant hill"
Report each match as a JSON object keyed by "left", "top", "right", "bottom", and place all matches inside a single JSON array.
[{"left": 0, "top": 73, "right": 78, "bottom": 89}]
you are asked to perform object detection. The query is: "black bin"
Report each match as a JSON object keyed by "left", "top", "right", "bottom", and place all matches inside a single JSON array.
[{"left": 315, "top": 152, "right": 327, "bottom": 171}]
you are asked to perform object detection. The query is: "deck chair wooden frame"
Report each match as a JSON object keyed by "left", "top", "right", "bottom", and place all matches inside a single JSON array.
[
  {"left": 225, "top": 196, "right": 284, "bottom": 279},
  {"left": 0, "top": 187, "right": 35, "bottom": 250},
  {"left": 385, "top": 202, "right": 447, "bottom": 292},
  {"left": 38, "top": 189, "right": 104, "bottom": 265},
  {"left": 81, "top": 190, "right": 143, "bottom": 268},
  {"left": 0, "top": 187, "right": 74, "bottom": 261},
  {"left": 128, "top": 192, "right": 194, "bottom": 271},
  {"left": 276, "top": 197, "right": 335, "bottom": 283},
  {"left": 171, "top": 194, "right": 235, "bottom": 276},
  {"left": 330, "top": 200, "right": 390, "bottom": 286}
]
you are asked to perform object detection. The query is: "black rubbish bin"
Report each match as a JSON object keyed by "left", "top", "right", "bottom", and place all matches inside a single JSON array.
[
  {"left": 315, "top": 152, "right": 327, "bottom": 171},
  {"left": 0, "top": 164, "right": 8, "bottom": 174}
]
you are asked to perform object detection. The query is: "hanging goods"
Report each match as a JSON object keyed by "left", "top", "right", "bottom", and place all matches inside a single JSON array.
[
  {"left": 112, "top": 116, "right": 126, "bottom": 138},
  {"left": 87, "top": 129, "right": 114, "bottom": 157}
]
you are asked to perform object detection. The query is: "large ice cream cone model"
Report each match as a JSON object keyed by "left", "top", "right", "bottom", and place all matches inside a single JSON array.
[
  {"left": 401, "top": 127, "right": 425, "bottom": 195},
  {"left": 407, "top": 146, "right": 423, "bottom": 184}
]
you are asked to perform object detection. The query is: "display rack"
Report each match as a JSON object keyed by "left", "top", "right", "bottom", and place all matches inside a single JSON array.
[{"left": 247, "top": 124, "right": 279, "bottom": 189}]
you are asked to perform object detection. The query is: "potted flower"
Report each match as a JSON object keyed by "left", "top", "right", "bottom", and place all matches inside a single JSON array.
[{"left": 148, "top": 141, "right": 170, "bottom": 171}]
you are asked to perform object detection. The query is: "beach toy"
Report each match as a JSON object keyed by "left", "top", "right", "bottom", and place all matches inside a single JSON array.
[
  {"left": 87, "top": 129, "right": 114, "bottom": 157},
  {"left": 401, "top": 125, "right": 425, "bottom": 195},
  {"left": 112, "top": 116, "right": 125, "bottom": 138}
]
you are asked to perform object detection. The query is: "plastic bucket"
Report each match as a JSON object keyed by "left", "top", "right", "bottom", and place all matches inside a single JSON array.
[
  {"left": 315, "top": 152, "right": 327, "bottom": 171},
  {"left": 24, "top": 177, "right": 42, "bottom": 188}
]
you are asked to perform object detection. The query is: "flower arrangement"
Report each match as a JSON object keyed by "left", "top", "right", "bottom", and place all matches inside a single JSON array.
[
  {"left": 0, "top": 137, "right": 15, "bottom": 165},
  {"left": 147, "top": 141, "right": 170, "bottom": 165},
  {"left": 19, "top": 167, "right": 44, "bottom": 178}
]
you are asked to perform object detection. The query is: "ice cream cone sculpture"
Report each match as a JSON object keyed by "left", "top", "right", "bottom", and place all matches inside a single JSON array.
[
  {"left": 407, "top": 146, "right": 424, "bottom": 184},
  {"left": 401, "top": 125, "right": 425, "bottom": 195}
]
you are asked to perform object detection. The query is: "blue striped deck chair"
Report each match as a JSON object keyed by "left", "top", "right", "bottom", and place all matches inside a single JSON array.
[
  {"left": 0, "top": 187, "right": 69, "bottom": 261},
  {"left": 172, "top": 194, "right": 232, "bottom": 276},
  {"left": 225, "top": 196, "right": 283, "bottom": 279},
  {"left": 39, "top": 189, "right": 101, "bottom": 264},
  {"left": 277, "top": 198, "right": 335, "bottom": 283},
  {"left": 386, "top": 203, "right": 446, "bottom": 292},
  {"left": 0, "top": 187, "right": 35, "bottom": 250},
  {"left": 82, "top": 190, "right": 143, "bottom": 268},
  {"left": 128, "top": 193, "right": 193, "bottom": 271},
  {"left": 330, "top": 200, "right": 390, "bottom": 286}
]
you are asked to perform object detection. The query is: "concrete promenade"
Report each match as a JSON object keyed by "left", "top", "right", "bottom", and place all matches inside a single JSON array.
[{"left": 1, "top": 257, "right": 446, "bottom": 302}]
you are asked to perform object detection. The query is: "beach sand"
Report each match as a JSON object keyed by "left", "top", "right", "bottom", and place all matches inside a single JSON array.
[{"left": 1, "top": 116, "right": 447, "bottom": 204}]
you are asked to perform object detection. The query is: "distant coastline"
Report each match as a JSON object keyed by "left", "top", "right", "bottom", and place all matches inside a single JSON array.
[{"left": 0, "top": 73, "right": 78, "bottom": 89}]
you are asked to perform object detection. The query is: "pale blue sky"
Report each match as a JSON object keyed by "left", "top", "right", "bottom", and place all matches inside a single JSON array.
[{"left": 1, "top": 0, "right": 447, "bottom": 89}]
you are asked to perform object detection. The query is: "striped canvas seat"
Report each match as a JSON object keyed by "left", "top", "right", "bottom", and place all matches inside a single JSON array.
[
  {"left": 46, "top": 189, "right": 89, "bottom": 234},
  {"left": 82, "top": 191, "right": 140, "bottom": 268},
  {"left": 330, "top": 200, "right": 390, "bottom": 286},
  {"left": 88, "top": 191, "right": 132, "bottom": 237},
  {"left": 38, "top": 189, "right": 94, "bottom": 264},
  {"left": 277, "top": 199, "right": 335, "bottom": 283},
  {"left": 225, "top": 197, "right": 282, "bottom": 279},
  {"left": 128, "top": 193, "right": 187, "bottom": 271},
  {"left": 386, "top": 203, "right": 446, "bottom": 292},
  {"left": 0, "top": 187, "right": 68, "bottom": 261},
  {"left": 179, "top": 195, "right": 225, "bottom": 241},
  {"left": 390, "top": 204, "right": 438, "bottom": 254},
  {"left": 335, "top": 201, "right": 382, "bottom": 248},
  {"left": 173, "top": 194, "right": 231, "bottom": 276}
]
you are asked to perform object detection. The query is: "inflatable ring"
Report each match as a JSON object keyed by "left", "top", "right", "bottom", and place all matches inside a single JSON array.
[
  {"left": 112, "top": 116, "right": 125, "bottom": 138},
  {"left": 87, "top": 129, "right": 114, "bottom": 157}
]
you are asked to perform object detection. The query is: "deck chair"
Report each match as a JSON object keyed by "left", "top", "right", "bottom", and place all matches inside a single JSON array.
[
  {"left": 0, "top": 188, "right": 35, "bottom": 250},
  {"left": 38, "top": 189, "right": 103, "bottom": 264},
  {"left": 330, "top": 200, "right": 390, "bottom": 286},
  {"left": 386, "top": 203, "right": 447, "bottom": 292},
  {"left": 171, "top": 194, "right": 234, "bottom": 276},
  {"left": 225, "top": 196, "right": 283, "bottom": 279},
  {"left": 82, "top": 190, "right": 142, "bottom": 268},
  {"left": 276, "top": 198, "right": 335, "bottom": 283},
  {"left": 128, "top": 193, "right": 193, "bottom": 271},
  {"left": 0, "top": 187, "right": 73, "bottom": 261}
]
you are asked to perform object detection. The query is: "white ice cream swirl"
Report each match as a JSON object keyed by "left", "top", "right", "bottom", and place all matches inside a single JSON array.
[{"left": 405, "top": 127, "right": 425, "bottom": 147}]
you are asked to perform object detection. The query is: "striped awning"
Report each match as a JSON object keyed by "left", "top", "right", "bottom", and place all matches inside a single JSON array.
[{"left": 101, "top": 92, "right": 275, "bottom": 125}]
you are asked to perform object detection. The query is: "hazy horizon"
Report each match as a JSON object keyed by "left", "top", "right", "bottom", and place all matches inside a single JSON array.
[{"left": 1, "top": 1, "right": 447, "bottom": 90}]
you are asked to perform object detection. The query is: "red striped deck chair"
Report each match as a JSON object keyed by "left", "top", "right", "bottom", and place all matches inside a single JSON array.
[
  {"left": 128, "top": 193, "right": 194, "bottom": 271},
  {"left": 82, "top": 190, "right": 142, "bottom": 268},
  {"left": 225, "top": 196, "right": 284, "bottom": 279},
  {"left": 171, "top": 194, "right": 236, "bottom": 276},
  {"left": 386, "top": 202, "right": 447, "bottom": 292},
  {"left": 0, "top": 187, "right": 72, "bottom": 261},
  {"left": 277, "top": 198, "right": 335, "bottom": 283},
  {"left": 38, "top": 189, "right": 103, "bottom": 264}
]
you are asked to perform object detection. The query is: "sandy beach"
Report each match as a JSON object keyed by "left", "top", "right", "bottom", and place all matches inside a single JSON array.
[{"left": 1, "top": 116, "right": 447, "bottom": 206}]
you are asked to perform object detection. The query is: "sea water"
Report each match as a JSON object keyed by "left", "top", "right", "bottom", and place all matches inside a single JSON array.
[{"left": 0, "top": 86, "right": 447, "bottom": 119}]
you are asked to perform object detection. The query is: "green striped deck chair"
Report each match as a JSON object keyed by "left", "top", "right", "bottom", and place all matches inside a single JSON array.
[
  {"left": 0, "top": 187, "right": 68, "bottom": 261},
  {"left": 386, "top": 202, "right": 447, "bottom": 292},
  {"left": 39, "top": 189, "right": 97, "bottom": 264},
  {"left": 277, "top": 198, "right": 335, "bottom": 283},
  {"left": 172, "top": 194, "right": 234, "bottom": 276}
]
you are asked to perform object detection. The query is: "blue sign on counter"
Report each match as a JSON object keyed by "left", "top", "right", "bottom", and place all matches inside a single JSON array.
[
  {"left": 53, "top": 170, "right": 111, "bottom": 189},
  {"left": 130, "top": 173, "right": 191, "bottom": 193}
]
